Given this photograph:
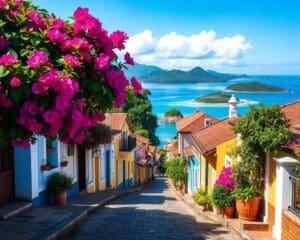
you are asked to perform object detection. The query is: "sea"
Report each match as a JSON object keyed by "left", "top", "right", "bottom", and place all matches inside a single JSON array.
[{"left": 143, "top": 76, "right": 300, "bottom": 147}]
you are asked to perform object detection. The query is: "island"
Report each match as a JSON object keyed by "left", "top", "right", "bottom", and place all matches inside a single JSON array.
[
  {"left": 225, "top": 81, "right": 289, "bottom": 93},
  {"left": 162, "top": 109, "right": 183, "bottom": 123},
  {"left": 195, "top": 92, "right": 239, "bottom": 104}
]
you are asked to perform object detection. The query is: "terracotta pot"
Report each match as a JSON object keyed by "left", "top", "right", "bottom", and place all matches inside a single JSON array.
[
  {"left": 224, "top": 206, "right": 235, "bottom": 218},
  {"left": 214, "top": 207, "right": 223, "bottom": 215},
  {"left": 53, "top": 191, "right": 67, "bottom": 206},
  {"left": 236, "top": 197, "right": 260, "bottom": 221}
]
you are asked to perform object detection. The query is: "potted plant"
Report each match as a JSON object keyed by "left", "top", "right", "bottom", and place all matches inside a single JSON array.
[
  {"left": 47, "top": 172, "right": 72, "bottom": 206},
  {"left": 232, "top": 186, "right": 260, "bottom": 221},
  {"left": 212, "top": 184, "right": 226, "bottom": 215},
  {"left": 223, "top": 192, "right": 235, "bottom": 218}
]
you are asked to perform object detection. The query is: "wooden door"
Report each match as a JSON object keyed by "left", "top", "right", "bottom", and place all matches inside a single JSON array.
[{"left": 0, "top": 146, "right": 14, "bottom": 206}]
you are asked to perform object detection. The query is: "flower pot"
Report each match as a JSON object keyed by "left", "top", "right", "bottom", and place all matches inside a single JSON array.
[
  {"left": 60, "top": 160, "right": 68, "bottom": 167},
  {"left": 214, "top": 207, "right": 223, "bottom": 215},
  {"left": 224, "top": 206, "right": 235, "bottom": 218},
  {"left": 236, "top": 197, "right": 260, "bottom": 221},
  {"left": 53, "top": 191, "right": 67, "bottom": 206},
  {"left": 41, "top": 164, "right": 51, "bottom": 171}
]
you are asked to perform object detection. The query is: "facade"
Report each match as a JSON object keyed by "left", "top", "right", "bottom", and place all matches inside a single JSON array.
[
  {"left": 263, "top": 100, "right": 300, "bottom": 239},
  {"left": 12, "top": 137, "right": 80, "bottom": 207}
]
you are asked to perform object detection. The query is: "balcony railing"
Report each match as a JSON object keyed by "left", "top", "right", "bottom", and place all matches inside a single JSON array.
[
  {"left": 120, "top": 135, "right": 136, "bottom": 152},
  {"left": 288, "top": 175, "right": 300, "bottom": 217}
]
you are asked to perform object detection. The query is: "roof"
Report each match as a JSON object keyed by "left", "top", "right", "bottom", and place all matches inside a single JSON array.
[
  {"left": 281, "top": 100, "right": 300, "bottom": 135},
  {"left": 176, "top": 111, "right": 219, "bottom": 133},
  {"left": 103, "top": 113, "right": 129, "bottom": 131},
  {"left": 135, "top": 135, "right": 149, "bottom": 145},
  {"left": 191, "top": 117, "right": 241, "bottom": 154}
]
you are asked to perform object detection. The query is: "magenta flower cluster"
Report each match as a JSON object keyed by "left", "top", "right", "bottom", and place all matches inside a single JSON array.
[
  {"left": 215, "top": 167, "right": 236, "bottom": 192},
  {"left": 0, "top": 1, "right": 142, "bottom": 148}
]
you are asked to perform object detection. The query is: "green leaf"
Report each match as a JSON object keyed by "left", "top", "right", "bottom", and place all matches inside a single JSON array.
[
  {"left": 0, "top": 66, "right": 10, "bottom": 78},
  {"left": 20, "top": 49, "right": 30, "bottom": 57}
]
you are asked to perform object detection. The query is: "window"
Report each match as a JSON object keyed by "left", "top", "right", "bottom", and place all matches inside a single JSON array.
[
  {"left": 111, "top": 144, "right": 115, "bottom": 175},
  {"left": 46, "top": 138, "right": 58, "bottom": 167},
  {"left": 225, "top": 155, "right": 232, "bottom": 167},
  {"left": 67, "top": 144, "right": 74, "bottom": 156},
  {"left": 204, "top": 118, "right": 212, "bottom": 127}
]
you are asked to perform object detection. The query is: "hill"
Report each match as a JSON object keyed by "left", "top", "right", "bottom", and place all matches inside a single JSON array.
[
  {"left": 126, "top": 63, "right": 247, "bottom": 83},
  {"left": 195, "top": 92, "right": 239, "bottom": 103},
  {"left": 225, "top": 81, "right": 288, "bottom": 93}
]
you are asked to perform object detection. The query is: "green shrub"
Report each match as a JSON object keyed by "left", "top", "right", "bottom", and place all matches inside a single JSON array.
[
  {"left": 212, "top": 185, "right": 235, "bottom": 208},
  {"left": 232, "top": 186, "right": 260, "bottom": 200},
  {"left": 47, "top": 172, "right": 72, "bottom": 195},
  {"left": 193, "top": 189, "right": 212, "bottom": 209},
  {"left": 165, "top": 157, "right": 187, "bottom": 186}
]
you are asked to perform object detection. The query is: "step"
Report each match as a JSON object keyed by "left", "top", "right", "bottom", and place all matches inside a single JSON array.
[{"left": 0, "top": 201, "right": 32, "bottom": 220}]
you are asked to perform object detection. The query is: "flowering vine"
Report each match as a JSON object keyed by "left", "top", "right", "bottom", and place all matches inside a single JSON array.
[
  {"left": 0, "top": 1, "right": 142, "bottom": 148},
  {"left": 215, "top": 167, "right": 236, "bottom": 192}
]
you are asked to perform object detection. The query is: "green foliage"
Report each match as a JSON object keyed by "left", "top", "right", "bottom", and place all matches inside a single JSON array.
[
  {"left": 232, "top": 104, "right": 290, "bottom": 192},
  {"left": 212, "top": 185, "right": 235, "bottom": 208},
  {"left": 158, "top": 149, "right": 167, "bottom": 174},
  {"left": 226, "top": 81, "right": 288, "bottom": 93},
  {"left": 47, "top": 172, "right": 72, "bottom": 195},
  {"left": 195, "top": 92, "right": 239, "bottom": 103},
  {"left": 193, "top": 189, "right": 212, "bottom": 209},
  {"left": 164, "top": 109, "right": 183, "bottom": 117},
  {"left": 134, "top": 129, "right": 149, "bottom": 138},
  {"left": 114, "top": 89, "right": 159, "bottom": 145},
  {"left": 232, "top": 186, "right": 260, "bottom": 200},
  {"left": 83, "top": 124, "right": 112, "bottom": 149},
  {"left": 165, "top": 157, "right": 187, "bottom": 186}
]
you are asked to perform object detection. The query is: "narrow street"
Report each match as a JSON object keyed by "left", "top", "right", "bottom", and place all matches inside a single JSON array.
[{"left": 67, "top": 178, "right": 240, "bottom": 240}]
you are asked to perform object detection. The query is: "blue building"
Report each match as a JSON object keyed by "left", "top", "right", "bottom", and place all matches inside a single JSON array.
[{"left": 187, "top": 154, "right": 200, "bottom": 195}]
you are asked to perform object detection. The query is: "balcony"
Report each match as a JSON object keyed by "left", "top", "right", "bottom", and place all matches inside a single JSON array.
[{"left": 120, "top": 135, "right": 136, "bottom": 152}]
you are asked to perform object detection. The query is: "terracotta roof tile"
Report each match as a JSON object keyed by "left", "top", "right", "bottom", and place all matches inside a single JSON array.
[
  {"left": 191, "top": 117, "right": 241, "bottom": 154},
  {"left": 176, "top": 111, "right": 219, "bottom": 133},
  {"left": 281, "top": 100, "right": 300, "bottom": 135},
  {"left": 103, "top": 113, "right": 128, "bottom": 131}
]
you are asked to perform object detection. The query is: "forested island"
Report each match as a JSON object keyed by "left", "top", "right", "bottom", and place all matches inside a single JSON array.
[
  {"left": 162, "top": 109, "right": 183, "bottom": 123},
  {"left": 195, "top": 92, "right": 239, "bottom": 103},
  {"left": 225, "top": 81, "right": 288, "bottom": 93}
]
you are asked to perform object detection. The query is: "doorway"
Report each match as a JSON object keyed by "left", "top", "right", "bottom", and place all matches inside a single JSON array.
[
  {"left": 0, "top": 146, "right": 14, "bottom": 206},
  {"left": 78, "top": 145, "right": 86, "bottom": 191},
  {"left": 105, "top": 150, "right": 110, "bottom": 187},
  {"left": 122, "top": 160, "right": 126, "bottom": 188}
]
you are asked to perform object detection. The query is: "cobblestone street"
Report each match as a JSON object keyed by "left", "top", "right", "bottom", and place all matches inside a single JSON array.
[{"left": 67, "top": 178, "right": 241, "bottom": 240}]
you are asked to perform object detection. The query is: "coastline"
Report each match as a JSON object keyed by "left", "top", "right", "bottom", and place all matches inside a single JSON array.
[{"left": 225, "top": 89, "right": 289, "bottom": 93}]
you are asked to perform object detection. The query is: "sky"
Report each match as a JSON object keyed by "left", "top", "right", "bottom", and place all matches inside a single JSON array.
[{"left": 32, "top": 0, "right": 300, "bottom": 75}]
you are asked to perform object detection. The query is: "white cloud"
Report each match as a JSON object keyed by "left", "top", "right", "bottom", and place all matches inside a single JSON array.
[{"left": 125, "top": 30, "right": 252, "bottom": 70}]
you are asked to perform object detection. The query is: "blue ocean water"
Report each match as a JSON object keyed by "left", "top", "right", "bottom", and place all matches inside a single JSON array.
[{"left": 144, "top": 76, "right": 300, "bottom": 147}]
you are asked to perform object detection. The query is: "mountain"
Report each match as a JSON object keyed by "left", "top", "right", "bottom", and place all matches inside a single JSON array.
[
  {"left": 125, "top": 63, "right": 248, "bottom": 83},
  {"left": 207, "top": 70, "right": 249, "bottom": 80},
  {"left": 225, "top": 81, "right": 289, "bottom": 93}
]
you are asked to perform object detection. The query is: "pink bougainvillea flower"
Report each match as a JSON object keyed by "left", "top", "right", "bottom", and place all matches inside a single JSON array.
[
  {"left": 64, "top": 54, "right": 82, "bottom": 68},
  {"left": 110, "top": 31, "right": 128, "bottom": 50},
  {"left": 31, "top": 82, "right": 49, "bottom": 95},
  {"left": 11, "top": 138, "right": 30, "bottom": 148},
  {"left": 0, "top": 93, "right": 13, "bottom": 108},
  {"left": 0, "top": 53, "right": 16, "bottom": 66},
  {"left": 55, "top": 95, "right": 71, "bottom": 111},
  {"left": 9, "top": 10, "right": 20, "bottom": 17},
  {"left": 46, "top": 29, "right": 68, "bottom": 44},
  {"left": 90, "top": 111, "right": 106, "bottom": 126},
  {"left": 12, "top": 0, "right": 23, "bottom": 6},
  {"left": 0, "top": 0, "right": 8, "bottom": 8},
  {"left": 10, "top": 77, "right": 22, "bottom": 87},
  {"left": 74, "top": 7, "right": 89, "bottom": 23},
  {"left": 51, "top": 18, "right": 66, "bottom": 29},
  {"left": 0, "top": 35, "right": 9, "bottom": 50},
  {"left": 26, "top": 50, "right": 49, "bottom": 69},
  {"left": 27, "top": 10, "right": 46, "bottom": 30},
  {"left": 94, "top": 54, "right": 110, "bottom": 70},
  {"left": 131, "top": 77, "right": 142, "bottom": 94},
  {"left": 124, "top": 52, "right": 134, "bottom": 65}
]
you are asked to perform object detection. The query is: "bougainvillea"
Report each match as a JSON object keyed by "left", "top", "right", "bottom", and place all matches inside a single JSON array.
[
  {"left": 0, "top": 1, "right": 142, "bottom": 147},
  {"left": 215, "top": 167, "right": 236, "bottom": 192}
]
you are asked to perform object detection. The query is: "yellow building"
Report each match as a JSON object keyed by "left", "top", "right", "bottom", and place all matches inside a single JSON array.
[{"left": 190, "top": 117, "right": 241, "bottom": 194}]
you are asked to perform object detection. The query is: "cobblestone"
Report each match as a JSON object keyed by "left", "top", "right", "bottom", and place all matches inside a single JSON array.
[{"left": 67, "top": 178, "right": 241, "bottom": 240}]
